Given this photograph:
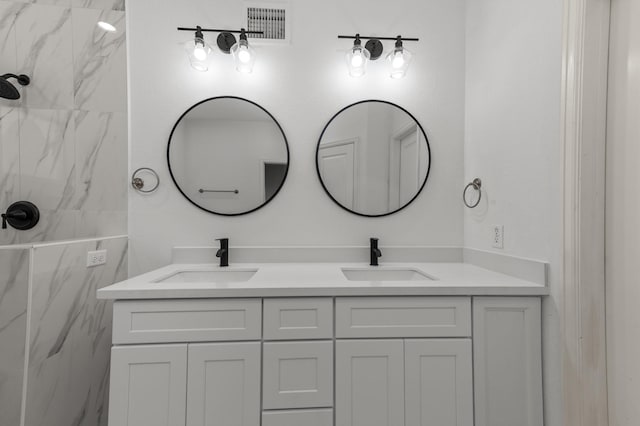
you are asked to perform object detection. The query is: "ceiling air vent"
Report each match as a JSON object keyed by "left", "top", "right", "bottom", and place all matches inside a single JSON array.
[{"left": 244, "top": 2, "right": 291, "bottom": 43}]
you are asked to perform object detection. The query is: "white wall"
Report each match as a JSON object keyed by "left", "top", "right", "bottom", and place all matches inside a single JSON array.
[
  {"left": 463, "top": 1, "right": 564, "bottom": 425},
  {"left": 128, "top": 0, "right": 466, "bottom": 274},
  {"left": 606, "top": 0, "right": 640, "bottom": 424},
  {"left": 463, "top": 0, "right": 563, "bottom": 260}
]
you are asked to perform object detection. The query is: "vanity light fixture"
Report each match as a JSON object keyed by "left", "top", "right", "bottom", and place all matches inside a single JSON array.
[
  {"left": 183, "top": 26, "right": 213, "bottom": 71},
  {"left": 231, "top": 29, "right": 256, "bottom": 74},
  {"left": 345, "top": 34, "right": 370, "bottom": 77},
  {"left": 338, "top": 34, "right": 419, "bottom": 79},
  {"left": 387, "top": 36, "right": 412, "bottom": 79},
  {"left": 178, "top": 26, "right": 263, "bottom": 73}
]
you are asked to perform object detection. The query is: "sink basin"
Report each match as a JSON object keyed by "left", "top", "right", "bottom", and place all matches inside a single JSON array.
[
  {"left": 154, "top": 269, "right": 258, "bottom": 283},
  {"left": 341, "top": 267, "right": 435, "bottom": 282}
]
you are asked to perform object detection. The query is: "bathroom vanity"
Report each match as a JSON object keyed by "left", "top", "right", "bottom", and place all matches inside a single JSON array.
[{"left": 98, "top": 262, "right": 546, "bottom": 426}]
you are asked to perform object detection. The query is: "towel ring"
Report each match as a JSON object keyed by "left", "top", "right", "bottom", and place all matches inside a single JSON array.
[
  {"left": 463, "top": 178, "right": 482, "bottom": 208},
  {"left": 131, "top": 167, "right": 160, "bottom": 193}
]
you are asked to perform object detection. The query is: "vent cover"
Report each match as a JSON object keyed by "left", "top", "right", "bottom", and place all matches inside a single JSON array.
[{"left": 244, "top": 2, "right": 290, "bottom": 42}]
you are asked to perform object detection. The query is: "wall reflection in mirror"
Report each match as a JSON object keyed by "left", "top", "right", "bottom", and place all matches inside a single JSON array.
[
  {"left": 316, "top": 100, "right": 430, "bottom": 217},
  {"left": 167, "top": 97, "right": 289, "bottom": 215}
]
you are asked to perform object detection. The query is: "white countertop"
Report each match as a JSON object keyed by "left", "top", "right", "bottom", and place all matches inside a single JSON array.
[{"left": 97, "top": 262, "right": 549, "bottom": 299}]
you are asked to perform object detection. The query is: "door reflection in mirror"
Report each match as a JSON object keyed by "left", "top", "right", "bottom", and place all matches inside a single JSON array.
[
  {"left": 168, "top": 97, "right": 289, "bottom": 216},
  {"left": 316, "top": 100, "right": 430, "bottom": 217}
]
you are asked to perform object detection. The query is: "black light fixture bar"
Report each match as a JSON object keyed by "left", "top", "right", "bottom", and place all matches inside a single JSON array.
[
  {"left": 178, "top": 27, "right": 264, "bottom": 35},
  {"left": 338, "top": 35, "right": 419, "bottom": 42}
]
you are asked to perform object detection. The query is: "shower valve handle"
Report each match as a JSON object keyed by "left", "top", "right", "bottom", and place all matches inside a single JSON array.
[
  {"left": 2, "top": 211, "right": 27, "bottom": 229},
  {"left": 1, "top": 202, "right": 39, "bottom": 231}
]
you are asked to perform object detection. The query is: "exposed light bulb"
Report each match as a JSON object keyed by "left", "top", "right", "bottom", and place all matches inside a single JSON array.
[
  {"left": 193, "top": 44, "right": 207, "bottom": 61},
  {"left": 231, "top": 29, "right": 256, "bottom": 73},
  {"left": 392, "top": 51, "right": 405, "bottom": 69},
  {"left": 351, "top": 51, "right": 364, "bottom": 68},
  {"left": 184, "top": 28, "right": 211, "bottom": 72},
  {"left": 238, "top": 47, "right": 251, "bottom": 63},
  {"left": 386, "top": 37, "right": 412, "bottom": 79},
  {"left": 97, "top": 21, "right": 116, "bottom": 32},
  {"left": 345, "top": 35, "right": 369, "bottom": 78}
]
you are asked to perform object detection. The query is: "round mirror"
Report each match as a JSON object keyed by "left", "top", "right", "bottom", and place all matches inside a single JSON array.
[
  {"left": 316, "top": 100, "right": 431, "bottom": 217},
  {"left": 167, "top": 96, "right": 289, "bottom": 216}
]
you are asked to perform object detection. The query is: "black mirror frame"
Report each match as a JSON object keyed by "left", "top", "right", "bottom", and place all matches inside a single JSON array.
[
  {"left": 167, "top": 96, "right": 290, "bottom": 216},
  {"left": 315, "top": 99, "right": 432, "bottom": 218}
]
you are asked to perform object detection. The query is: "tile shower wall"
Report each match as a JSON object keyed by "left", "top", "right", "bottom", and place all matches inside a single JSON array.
[
  {"left": 0, "top": 0, "right": 127, "bottom": 245},
  {"left": 0, "top": 237, "right": 127, "bottom": 426},
  {"left": 0, "top": 247, "right": 30, "bottom": 426},
  {"left": 25, "top": 237, "right": 127, "bottom": 426}
]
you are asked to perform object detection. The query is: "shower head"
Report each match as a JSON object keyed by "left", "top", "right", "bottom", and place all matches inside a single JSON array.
[{"left": 0, "top": 73, "right": 31, "bottom": 100}]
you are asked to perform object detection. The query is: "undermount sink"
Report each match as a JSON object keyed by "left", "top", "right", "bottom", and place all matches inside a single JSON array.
[
  {"left": 341, "top": 267, "right": 436, "bottom": 282},
  {"left": 154, "top": 269, "right": 258, "bottom": 283}
]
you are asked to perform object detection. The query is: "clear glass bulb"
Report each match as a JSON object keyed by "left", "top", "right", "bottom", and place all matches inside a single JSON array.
[
  {"left": 238, "top": 47, "right": 251, "bottom": 63},
  {"left": 193, "top": 44, "right": 207, "bottom": 61},
  {"left": 346, "top": 44, "right": 370, "bottom": 78},
  {"left": 386, "top": 46, "right": 412, "bottom": 79},
  {"left": 231, "top": 39, "right": 256, "bottom": 73},
  {"left": 391, "top": 51, "right": 405, "bottom": 69},
  {"left": 351, "top": 51, "right": 364, "bottom": 68},
  {"left": 184, "top": 37, "right": 212, "bottom": 72}
]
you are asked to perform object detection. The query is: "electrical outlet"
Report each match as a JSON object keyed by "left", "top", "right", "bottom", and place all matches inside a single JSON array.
[
  {"left": 87, "top": 250, "right": 107, "bottom": 267},
  {"left": 492, "top": 225, "right": 504, "bottom": 249}
]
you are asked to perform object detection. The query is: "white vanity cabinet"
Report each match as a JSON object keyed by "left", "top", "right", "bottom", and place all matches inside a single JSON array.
[
  {"left": 186, "top": 342, "right": 261, "bottom": 426},
  {"left": 109, "top": 342, "right": 261, "bottom": 426},
  {"left": 108, "top": 299, "right": 263, "bottom": 426},
  {"left": 109, "top": 344, "right": 188, "bottom": 426},
  {"left": 473, "top": 297, "right": 543, "bottom": 426},
  {"left": 106, "top": 296, "right": 543, "bottom": 426},
  {"left": 336, "top": 339, "right": 406, "bottom": 426},
  {"left": 335, "top": 297, "right": 474, "bottom": 426}
]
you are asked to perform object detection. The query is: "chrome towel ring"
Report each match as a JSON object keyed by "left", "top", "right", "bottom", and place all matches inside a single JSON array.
[
  {"left": 131, "top": 167, "right": 160, "bottom": 193},
  {"left": 463, "top": 178, "right": 482, "bottom": 208}
]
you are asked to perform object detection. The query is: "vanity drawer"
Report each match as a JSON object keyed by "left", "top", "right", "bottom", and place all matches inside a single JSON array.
[
  {"left": 262, "top": 409, "right": 333, "bottom": 426},
  {"left": 263, "top": 298, "right": 333, "bottom": 340},
  {"left": 335, "top": 297, "right": 471, "bottom": 338},
  {"left": 262, "top": 341, "right": 333, "bottom": 409},
  {"left": 112, "top": 299, "right": 261, "bottom": 344}
]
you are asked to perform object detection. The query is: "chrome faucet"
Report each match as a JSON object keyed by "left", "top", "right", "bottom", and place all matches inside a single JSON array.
[
  {"left": 216, "top": 238, "right": 229, "bottom": 267},
  {"left": 370, "top": 238, "right": 382, "bottom": 266}
]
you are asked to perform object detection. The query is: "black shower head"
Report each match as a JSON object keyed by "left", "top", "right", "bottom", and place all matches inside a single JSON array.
[{"left": 0, "top": 73, "right": 31, "bottom": 100}]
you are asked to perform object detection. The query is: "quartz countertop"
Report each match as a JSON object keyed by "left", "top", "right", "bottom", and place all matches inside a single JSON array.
[{"left": 97, "top": 262, "right": 549, "bottom": 299}]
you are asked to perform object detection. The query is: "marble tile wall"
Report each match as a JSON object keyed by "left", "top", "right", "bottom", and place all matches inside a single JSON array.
[
  {"left": 22, "top": 237, "right": 126, "bottom": 426},
  {"left": 0, "top": 0, "right": 127, "bottom": 246},
  {"left": 0, "top": 247, "right": 30, "bottom": 426}
]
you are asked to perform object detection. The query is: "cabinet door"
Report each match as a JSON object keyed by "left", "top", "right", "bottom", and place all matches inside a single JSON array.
[
  {"left": 109, "top": 344, "right": 187, "bottom": 426},
  {"left": 186, "top": 342, "right": 261, "bottom": 426},
  {"left": 405, "top": 339, "right": 473, "bottom": 426},
  {"left": 263, "top": 341, "right": 334, "bottom": 409},
  {"left": 336, "top": 340, "right": 404, "bottom": 426},
  {"left": 473, "top": 297, "right": 543, "bottom": 426}
]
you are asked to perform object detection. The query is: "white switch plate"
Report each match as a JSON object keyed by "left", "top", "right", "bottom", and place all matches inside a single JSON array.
[
  {"left": 87, "top": 250, "right": 107, "bottom": 267},
  {"left": 492, "top": 225, "right": 504, "bottom": 249}
]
